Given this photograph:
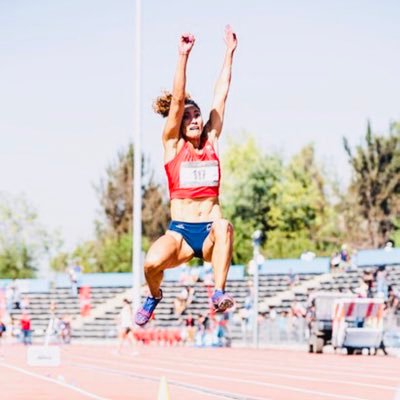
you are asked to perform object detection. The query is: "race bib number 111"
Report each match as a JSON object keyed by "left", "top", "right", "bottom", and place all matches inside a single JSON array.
[{"left": 179, "top": 160, "right": 219, "bottom": 188}]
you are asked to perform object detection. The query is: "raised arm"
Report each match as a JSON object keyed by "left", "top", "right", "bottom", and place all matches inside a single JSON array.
[
  {"left": 206, "top": 25, "right": 238, "bottom": 140},
  {"left": 162, "top": 34, "right": 195, "bottom": 146}
]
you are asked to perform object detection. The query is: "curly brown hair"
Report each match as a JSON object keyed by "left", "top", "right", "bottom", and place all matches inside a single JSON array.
[{"left": 152, "top": 91, "right": 200, "bottom": 118}]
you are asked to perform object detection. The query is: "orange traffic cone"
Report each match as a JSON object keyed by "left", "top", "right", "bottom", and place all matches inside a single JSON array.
[{"left": 157, "top": 376, "right": 171, "bottom": 400}]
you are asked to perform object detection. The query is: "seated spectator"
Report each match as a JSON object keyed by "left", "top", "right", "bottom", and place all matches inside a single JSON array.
[
  {"left": 330, "top": 252, "right": 341, "bottom": 272},
  {"left": 12, "top": 280, "right": 21, "bottom": 310},
  {"left": 287, "top": 269, "right": 298, "bottom": 288},
  {"left": 21, "top": 295, "right": 30, "bottom": 311},
  {"left": 339, "top": 244, "right": 351, "bottom": 269}
]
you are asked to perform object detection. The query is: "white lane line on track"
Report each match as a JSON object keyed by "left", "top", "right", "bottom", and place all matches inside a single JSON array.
[
  {"left": 69, "top": 361, "right": 272, "bottom": 400},
  {"left": 146, "top": 356, "right": 400, "bottom": 383},
  {"left": 65, "top": 355, "right": 374, "bottom": 400},
  {"left": 111, "top": 354, "right": 400, "bottom": 382},
  {"left": 68, "top": 351, "right": 397, "bottom": 392},
  {"left": 198, "top": 353, "right": 398, "bottom": 376},
  {"left": 0, "top": 362, "right": 107, "bottom": 400},
  {"left": 132, "top": 353, "right": 400, "bottom": 383},
  {"left": 141, "top": 348, "right": 398, "bottom": 373}
]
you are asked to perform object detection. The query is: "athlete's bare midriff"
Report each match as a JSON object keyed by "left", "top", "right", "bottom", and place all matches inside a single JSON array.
[{"left": 170, "top": 196, "right": 222, "bottom": 222}]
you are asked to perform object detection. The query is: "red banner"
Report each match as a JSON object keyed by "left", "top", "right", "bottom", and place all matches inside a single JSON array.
[{"left": 79, "top": 286, "right": 91, "bottom": 317}]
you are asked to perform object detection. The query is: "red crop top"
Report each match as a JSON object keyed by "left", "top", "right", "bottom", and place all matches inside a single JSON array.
[{"left": 164, "top": 139, "right": 221, "bottom": 199}]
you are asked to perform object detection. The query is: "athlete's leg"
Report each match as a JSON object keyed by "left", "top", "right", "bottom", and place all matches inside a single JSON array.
[
  {"left": 202, "top": 219, "right": 234, "bottom": 290},
  {"left": 144, "top": 231, "right": 194, "bottom": 297},
  {"left": 202, "top": 219, "right": 235, "bottom": 311},
  {"left": 135, "top": 231, "right": 194, "bottom": 326}
]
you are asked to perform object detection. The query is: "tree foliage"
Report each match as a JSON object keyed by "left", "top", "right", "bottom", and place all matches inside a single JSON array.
[
  {"left": 222, "top": 136, "right": 282, "bottom": 263},
  {"left": 267, "top": 145, "right": 338, "bottom": 258},
  {"left": 95, "top": 144, "right": 170, "bottom": 240},
  {"left": 343, "top": 122, "right": 400, "bottom": 247},
  {"left": 0, "top": 193, "right": 56, "bottom": 278},
  {"left": 52, "top": 143, "right": 169, "bottom": 272},
  {"left": 222, "top": 135, "right": 337, "bottom": 264}
]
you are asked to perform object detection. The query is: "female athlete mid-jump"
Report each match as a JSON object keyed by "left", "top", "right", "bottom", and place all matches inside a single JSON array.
[{"left": 135, "top": 25, "right": 238, "bottom": 326}]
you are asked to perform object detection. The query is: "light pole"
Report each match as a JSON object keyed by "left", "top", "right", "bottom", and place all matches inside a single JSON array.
[
  {"left": 251, "top": 230, "right": 263, "bottom": 348},
  {"left": 132, "top": 0, "right": 142, "bottom": 313}
]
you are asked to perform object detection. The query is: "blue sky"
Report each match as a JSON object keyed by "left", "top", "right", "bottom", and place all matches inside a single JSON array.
[{"left": 1, "top": 0, "right": 399, "bottom": 250}]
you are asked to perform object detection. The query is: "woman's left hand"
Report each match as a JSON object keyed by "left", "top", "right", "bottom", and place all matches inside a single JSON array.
[{"left": 224, "top": 25, "right": 237, "bottom": 52}]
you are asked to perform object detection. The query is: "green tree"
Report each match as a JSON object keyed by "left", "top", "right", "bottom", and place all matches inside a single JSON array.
[
  {"left": 0, "top": 193, "right": 55, "bottom": 278},
  {"left": 222, "top": 137, "right": 337, "bottom": 263},
  {"left": 95, "top": 143, "right": 169, "bottom": 240},
  {"left": 52, "top": 143, "right": 169, "bottom": 272},
  {"left": 222, "top": 134, "right": 283, "bottom": 263},
  {"left": 267, "top": 145, "right": 338, "bottom": 258},
  {"left": 343, "top": 122, "right": 400, "bottom": 247}
]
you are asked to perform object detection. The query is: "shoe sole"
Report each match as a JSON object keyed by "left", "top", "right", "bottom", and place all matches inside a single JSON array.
[
  {"left": 216, "top": 298, "right": 234, "bottom": 312},
  {"left": 135, "top": 319, "right": 148, "bottom": 327}
]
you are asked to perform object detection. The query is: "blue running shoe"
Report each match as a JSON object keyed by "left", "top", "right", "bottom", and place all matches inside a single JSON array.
[
  {"left": 211, "top": 290, "right": 234, "bottom": 312},
  {"left": 135, "top": 289, "right": 163, "bottom": 326}
]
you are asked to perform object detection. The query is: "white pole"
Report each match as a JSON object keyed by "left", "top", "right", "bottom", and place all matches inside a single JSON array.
[
  {"left": 251, "top": 230, "right": 263, "bottom": 348},
  {"left": 132, "top": 0, "right": 142, "bottom": 313}
]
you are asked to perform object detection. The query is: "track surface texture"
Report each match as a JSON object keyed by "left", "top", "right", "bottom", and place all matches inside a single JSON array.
[{"left": 1, "top": 344, "right": 399, "bottom": 400}]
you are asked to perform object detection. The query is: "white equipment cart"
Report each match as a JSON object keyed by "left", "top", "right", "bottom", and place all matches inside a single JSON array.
[{"left": 332, "top": 298, "right": 384, "bottom": 355}]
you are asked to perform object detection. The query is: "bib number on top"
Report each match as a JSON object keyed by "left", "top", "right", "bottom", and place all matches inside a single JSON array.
[{"left": 179, "top": 160, "right": 219, "bottom": 188}]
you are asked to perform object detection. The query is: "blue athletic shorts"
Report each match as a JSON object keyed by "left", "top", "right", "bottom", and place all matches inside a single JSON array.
[{"left": 168, "top": 220, "right": 213, "bottom": 258}]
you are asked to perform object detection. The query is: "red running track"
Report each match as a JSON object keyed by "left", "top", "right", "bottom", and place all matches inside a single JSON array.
[{"left": 1, "top": 343, "right": 399, "bottom": 400}]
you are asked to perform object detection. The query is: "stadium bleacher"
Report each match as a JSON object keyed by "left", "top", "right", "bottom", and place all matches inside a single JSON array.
[{"left": 2, "top": 248, "right": 399, "bottom": 342}]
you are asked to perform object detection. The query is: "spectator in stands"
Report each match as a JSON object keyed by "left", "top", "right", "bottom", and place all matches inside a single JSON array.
[
  {"left": 174, "top": 287, "right": 189, "bottom": 316},
  {"left": 305, "top": 299, "right": 316, "bottom": 340},
  {"left": 375, "top": 265, "right": 388, "bottom": 300},
  {"left": 330, "top": 252, "right": 341, "bottom": 273},
  {"left": 49, "top": 300, "right": 57, "bottom": 316},
  {"left": 384, "top": 239, "right": 394, "bottom": 251},
  {"left": 239, "top": 305, "right": 251, "bottom": 340},
  {"left": 67, "top": 264, "right": 78, "bottom": 296},
  {"left": 339, "top": 244, "right": 351, "bottom": 269},
  {"left": 183, "top": 313, "right": 196, "bottom": 345},
  {"left": 386, "top": 286, "right": 399, "bottom": 322},
  {"left": 195, "top": 312, "right": 210, "bottom": 347},
  {"left": 355, "top": 270, "right": 374, "bottom": 298},
  {"left": 287, "top": 269, "right": 298, "bottom": 289},
  {"left": 213, "top": 313, "right": 230, "bottom": 347},
  {"left": 59, "top": 315, "right": 72, "bottom": 344},
  {"left": 265, "top": 306, "right": 278, "bottom": 342},
  {"left": 277, "top": 310, "right": 289, "bottom": 342},
  {"left": 118, "top": 299, "right": 135, "bottom": 353},
  {"left": 135, "top": 27, "right": 238, "bottom": 326},
  {"left": 20, "top": 312, "right": 32, "bottom": 345},
  {"left": 11, "top": 279, "right": 21, "bottom": 310},
  {"left": 21, "top": 295, "right": 30, "bottom": 311}
]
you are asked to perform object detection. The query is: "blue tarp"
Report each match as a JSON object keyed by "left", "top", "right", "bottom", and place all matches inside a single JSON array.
[
  {"left": 260, "top": 257, "right": 330, "bottom": 275},
  {"left": 355, "top": 248, "right": 400, "bottom": 267},
  {"left": 0, "top": 279, "right": 50, "bottom": 293},
  {"left": 54, "top": 272, "right": 134, "bottom": 288},
  {"left": 164, "top": 264, "right": 245, "bottom": 281}
]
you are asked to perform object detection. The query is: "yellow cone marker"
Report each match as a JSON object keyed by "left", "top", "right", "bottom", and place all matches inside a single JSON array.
[{"left": 157, "top": 376, "right": 171, "bottom": 400}]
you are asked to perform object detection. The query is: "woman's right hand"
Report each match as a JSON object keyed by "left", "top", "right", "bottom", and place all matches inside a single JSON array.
[{"left": 179, "top": 33, "right": 195, "bottom": 55}]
